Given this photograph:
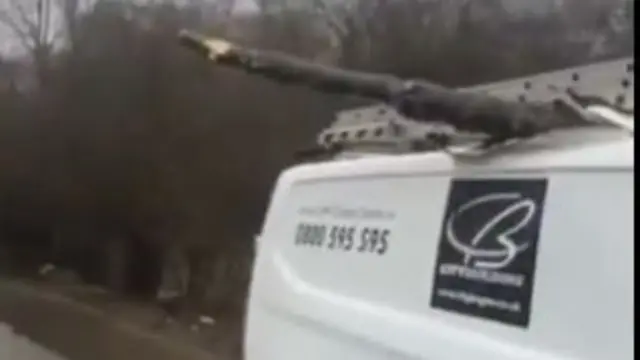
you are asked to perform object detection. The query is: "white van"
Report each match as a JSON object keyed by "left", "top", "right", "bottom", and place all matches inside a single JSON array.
[
  {"left": 243, "top": 60, "right": 634, "bottom": 360},
  {"left": 245, "top": 125, "right": 633, "bottom": 360}
]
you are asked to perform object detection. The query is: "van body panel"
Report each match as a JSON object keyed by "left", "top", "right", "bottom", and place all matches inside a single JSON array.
[{"left": 245, "top": 128, "right": 634, "bottom": 360}]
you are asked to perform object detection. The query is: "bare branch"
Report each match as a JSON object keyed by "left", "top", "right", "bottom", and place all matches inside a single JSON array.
[
  {"left": 0, "top": 0, "right": 59, "bottom": 87},
  {"left": 209, "top": 0, "right": 237, "bottom": 32},
  {"left": 310, "top": 0, "right": 348, "bottom": 38},
  {"left": 8, "top": 0, "right": 42, "bottom": 45},
  {"left": 0, "top": 10, "right": 33, "bottom": 50},
  {"left": 55, "top": 0, "right": 81, "bottom": 46},
  {"left": 179, "top": 31, "right": 592, "bottom": 140},
  {"left": 40, "top": 0, "right": 54, "bottom": 46}
]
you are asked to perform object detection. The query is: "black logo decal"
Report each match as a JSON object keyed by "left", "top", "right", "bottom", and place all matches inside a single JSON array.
[{"left": 430, "top": 178, "right": 548, "bottom": 328}]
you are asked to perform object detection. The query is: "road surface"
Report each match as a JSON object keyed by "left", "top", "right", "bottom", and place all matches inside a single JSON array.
[
  {"left": 0, "top": 280, "right": 213, "bottom": 360},
  {"left": 1, "top": 322, "right": 66, "bottom": 360}
]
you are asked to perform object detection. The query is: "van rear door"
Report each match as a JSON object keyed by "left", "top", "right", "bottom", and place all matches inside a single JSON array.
[{"left": 245, "top": 133, "right": 634, "bottom": 360}]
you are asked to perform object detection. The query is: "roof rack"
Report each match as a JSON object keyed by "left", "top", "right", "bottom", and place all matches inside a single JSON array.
[{"left": 317, "top": 58, "right": 634, "bottom": 156}]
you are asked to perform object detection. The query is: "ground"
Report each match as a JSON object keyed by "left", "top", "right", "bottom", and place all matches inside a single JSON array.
[
  {"left": 0, "top": 277, "right": 243, "bottom": 360},
  {"left": 1, "top": 322, "right": 66, "bottom": 360}
]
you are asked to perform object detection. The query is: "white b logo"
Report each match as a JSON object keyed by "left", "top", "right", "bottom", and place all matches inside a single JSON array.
[{"left": 445, "top": 193, "right": 537, "bottom": 270}]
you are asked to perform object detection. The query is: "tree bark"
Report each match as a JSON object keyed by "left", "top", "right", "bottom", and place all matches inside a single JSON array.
[{"left": 178, "top": 30, "right": 593, "bottom": 141}]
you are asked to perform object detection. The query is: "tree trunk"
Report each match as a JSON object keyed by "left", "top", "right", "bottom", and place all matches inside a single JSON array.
[
  {"left": 105, "top": 236, "right": 129, "bottom": 293},
  {"left": 185, "top": 248, "right": 209, "bottom": 307}
]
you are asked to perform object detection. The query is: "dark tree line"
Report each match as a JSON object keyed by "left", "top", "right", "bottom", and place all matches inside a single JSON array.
[{"left": 0, "top": 0, "right": 633, "bottom": 311}]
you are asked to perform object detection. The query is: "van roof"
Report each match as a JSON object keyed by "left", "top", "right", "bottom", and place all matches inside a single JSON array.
[{"left": 283, "top": 126, "right": 633, "bottom": 185}]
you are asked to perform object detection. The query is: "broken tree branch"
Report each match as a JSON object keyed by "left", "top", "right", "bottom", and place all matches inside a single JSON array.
[{"left": 178, "top": 30, "right": 591, "bottom": 140}]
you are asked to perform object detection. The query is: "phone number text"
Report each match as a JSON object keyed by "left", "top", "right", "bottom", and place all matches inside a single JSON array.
[{"left": 294, "top": 222, "right": 390, "bottom": 255}]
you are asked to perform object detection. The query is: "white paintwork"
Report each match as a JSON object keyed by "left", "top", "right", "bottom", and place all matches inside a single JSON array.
[
  {"left": 0, "top": 323, "right": 66, "bottom": 360},
  {"left": 244, "top": 126, "right": 634, "bottom": 360}
]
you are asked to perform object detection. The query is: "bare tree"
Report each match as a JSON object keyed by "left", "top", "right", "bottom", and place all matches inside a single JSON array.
[
  {"left": 0, "top": 0, "right": 58, "bottom": 86},
  {"left": 57, "top": 0, "right": 81, "bottom": 49}
]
